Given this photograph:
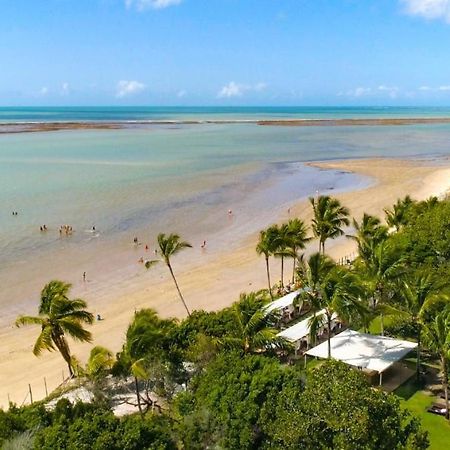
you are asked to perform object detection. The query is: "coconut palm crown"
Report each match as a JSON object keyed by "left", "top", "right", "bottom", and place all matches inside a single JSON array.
[
  {"left": 15, "top": 280, "right": 94, "bottom": 377},
  {"left": 310, "top": 195, "right": 350, "bottom": 254}
]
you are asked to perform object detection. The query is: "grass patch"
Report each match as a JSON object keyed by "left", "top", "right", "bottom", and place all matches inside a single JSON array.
[{"left": 395, "top": 380, "right": 450, "bottom": 449}]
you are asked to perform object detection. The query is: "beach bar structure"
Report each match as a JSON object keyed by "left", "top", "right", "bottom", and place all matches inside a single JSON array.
[
  {"left": 305, "top": 329, "right": 417, "bottom": 385},
  {"left": 277, "top": 309, "right": 338, "bottom": 354},
  {"left": 265, "top": 290, "right": 301, "bottom": 320}
]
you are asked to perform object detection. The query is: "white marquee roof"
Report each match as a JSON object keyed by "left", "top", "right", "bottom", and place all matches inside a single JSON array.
[
  {"left": 305, "top": 329, "right": 417, "bottom": 373},
  {"left": 277, "top": 309, "right": 337, "bottom": 342},
  {"left": 265, "top": 290, "right": 301, "bottom": 313}
]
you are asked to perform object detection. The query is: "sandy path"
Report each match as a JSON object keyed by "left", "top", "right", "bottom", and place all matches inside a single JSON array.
[{"left": 1, "top": 158, "right": 450, "bottom": 408}]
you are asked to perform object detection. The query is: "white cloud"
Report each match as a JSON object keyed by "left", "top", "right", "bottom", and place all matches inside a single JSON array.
[
  {"left": 217, "top": 81, "right": 268, "bottom": 98},
  {"left": 61, "top": 82, "right": 70, "bottom": 95},
  {"left": 125, "top": 0, "right": 182, "bottom": 11},
  {"left": 177, "top": 89, "right": 186, "bottom": 98},
  {"left": 116, "top": 80, "right": 146, "bottom": 98},
  {"left": 39, "top": 87, "right": 49, "bottom": 95},
  {"left": 419, "top": 85, "right": 432, "bottom": 90},
  {"left": 339, "top": 87, "right": 372, "bottom": 97},
  {"left": 401, "top": 0, "right": 450, "bottom": 22},
  {"left": 378, "top": 85, "right": 399, "bottom": 98},
  {"left": 438, "top": 85, "right": 450, "bottom": 90}
]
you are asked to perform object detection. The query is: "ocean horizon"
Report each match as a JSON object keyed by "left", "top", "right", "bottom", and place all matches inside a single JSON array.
[{"left": 2, "top": 105, "right": 450, "bottom": 123}]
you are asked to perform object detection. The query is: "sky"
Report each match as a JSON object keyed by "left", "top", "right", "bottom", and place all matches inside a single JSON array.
[{"left": 1, "top": 0, "right": 450, "bottom": 106}]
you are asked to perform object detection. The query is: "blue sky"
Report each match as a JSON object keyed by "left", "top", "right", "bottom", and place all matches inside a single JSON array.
[{"left": 2, "top": 0, "right": 450, "bottom": 106}]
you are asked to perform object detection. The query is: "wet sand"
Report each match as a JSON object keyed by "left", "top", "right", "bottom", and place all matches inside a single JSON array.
[{"left": 1, "top": 158, "right": 450, "bottom": 408}]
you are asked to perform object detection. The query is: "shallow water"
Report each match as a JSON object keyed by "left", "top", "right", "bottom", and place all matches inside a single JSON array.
[{"left": 1, "top": 119, "right": 450, "bottom": 321}]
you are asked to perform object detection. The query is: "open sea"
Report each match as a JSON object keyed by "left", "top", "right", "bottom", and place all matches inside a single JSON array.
[{"left": 1, "top": 106, "right": 450, "bottom": 318}]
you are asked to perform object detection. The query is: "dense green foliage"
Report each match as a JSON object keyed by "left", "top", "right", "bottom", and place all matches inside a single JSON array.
[
  {"left": 261, "top": 361, "right": 428, "bottom": 449},
  {"left": 10, "top": 196, "right": 450, "bottom": 448},
  {"left": 0, "top": 399, "right": 176, "bottom": 449}
]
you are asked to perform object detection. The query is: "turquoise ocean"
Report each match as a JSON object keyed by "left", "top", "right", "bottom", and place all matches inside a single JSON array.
[{"left": 1, "top": 106, "right": 450, "bottom": 320}]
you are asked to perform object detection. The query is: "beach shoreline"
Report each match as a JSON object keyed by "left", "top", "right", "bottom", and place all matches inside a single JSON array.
[{"left": 1, "top": 157, "right": 450, "bottom": 408}]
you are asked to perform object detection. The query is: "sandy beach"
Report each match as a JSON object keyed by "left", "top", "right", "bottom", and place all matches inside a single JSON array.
[{"left": 1, "top": 157, "right": 450, "bottom": 408}]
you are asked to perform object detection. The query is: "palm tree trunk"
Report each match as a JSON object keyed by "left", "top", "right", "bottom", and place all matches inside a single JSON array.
[
  {"left": 281, "top": 256, "right": 284, "bottom": 288},
  {"left": 321, "top": 240, "right": 326, "bottom": 255},
  {"left": 327, "top": 315, "right": 332, "bottom": 359},
  {"left": 380, "top": 313, "right": 384, "bottom": 336},
  {"left": 167, "top": 262, "right": 191, "bottom": 316},
  {"left": 265, "top": 255, "right": 273, "bottom": 300},
  {"left": 292, "top": 247, "right": 296, "bottom": 284},
  {"left": 53, "top": 334, "right": 73, "bottom": 377},
  {"left": 135, "top": 376, "right": 143, "bottom": 417}
]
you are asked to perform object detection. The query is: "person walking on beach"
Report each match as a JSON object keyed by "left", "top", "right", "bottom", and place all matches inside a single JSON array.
[{"left": 83, "top": 272, "right": 86, "bottom": 282}]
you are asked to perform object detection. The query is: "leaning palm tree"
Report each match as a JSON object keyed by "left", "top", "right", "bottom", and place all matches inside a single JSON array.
[
  {"left": 222, "top": 291, "right": 289, "bottom": 354},
  {"left": 15, "top": 280, "right": 94, "bottom": 377},
  {"left": 256, "top": 226, "right": 279, "bottom": 300},
  {"left": 310, "top": 195, "right": 350, "bottom": 254},
  {"left": 422, "top": 309, "right": 450, "bottom": 421},
  {"left": 381, "top": 274, "right": 449, "bottom": 380},
  {"left": 286, "top": 218, "right": 310, "bottom": 283},
  {"left": 146, "top": 233, "right": 192, "bottom": 316}
]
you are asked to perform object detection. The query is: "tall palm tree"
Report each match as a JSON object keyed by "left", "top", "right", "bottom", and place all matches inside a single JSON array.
[
  {"left": 305, "top": 263, "right": 365, "bottom": 358},
  {"left": 310, "top": 195, "right": 350, "bottom": 254},
  {"left": 223, "top": 291, "right": 289, "bottom": 354},
  {"left": 383, "top": 195, "right": 414, "bottom": 231},
  {"left": 286, "top": 218, "right": 310, "bottom": 283},
  {"left": 15, "top": 280, "right": 94, "bottom": 377},
  {"left": 347, "top": 213, "right": 388, "bottom": 264},
  {"left": 273, "top": 223, "right": 292, "bottom": 288},
  {"left": 358, "top": 241, "right": 406, "bottom": 335},
  {"left": 381, "top": 274, "right": 448, "bottom": 380},
  {"left": 422, "top": 309, "right": 450, "bottom": 420},
  {"left": 256, "top": 226, "right": 279, "bottom": 300},
  {"left": 146, "top": 233, "right": 192, "bottom": 316}
]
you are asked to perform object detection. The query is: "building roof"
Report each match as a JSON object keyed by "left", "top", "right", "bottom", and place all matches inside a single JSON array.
[
  {"left": 265, "top": 290, "right": 301, "bottom": 313},
  {"left": 277, "top": 309, "right": 337, "bottom": 342},
  {"left": 305, "top": 329, "right": 417, "bottom": 373}
]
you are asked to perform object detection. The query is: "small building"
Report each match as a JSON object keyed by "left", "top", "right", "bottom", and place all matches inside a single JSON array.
[
  {"left": 277, "top": 309, "right": 338, "bottom": 354},
  {"left": 305, "top": 329, "right": 417, "bottom": 385},
  {"left": 265, "top": 289, "right": 301, "bottom": 321}
]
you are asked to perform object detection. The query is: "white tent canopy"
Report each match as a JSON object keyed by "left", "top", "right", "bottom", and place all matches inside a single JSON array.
[
  {"left": 265, "top": 290, "right": 301, "bottom": 314},
  {"left": 277, "top": 309, "right": 337, "bottom": 343},
  {"left": 305, "top": 329, "right": 417, "bottom": 374}
]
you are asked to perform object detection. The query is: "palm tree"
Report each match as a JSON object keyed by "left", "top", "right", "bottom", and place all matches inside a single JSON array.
[
  {"left": 310, "top": 195, "right": 350, "bottom": 254},
  {"left": 347, "top": 213, "right": 388, "bottom": 264},
  {"left": 381, "top": 274, "right": 448, "bottom": 380},
  {"left": 146, "top": 233, "right": 192, "bottom": 316},
  {"left": 286, "top": 218, "right": 310, "bottom": 283},
  {"left": 273, "top": 223, "right": 292, "bottom": 288},
  {"left": 422, "top": 309, "right": 450, "bottom": 420},
  {"left": 302, "top": 259, "right": 365, "bottom": 358},
  {"left": 86, "top": 346, "right": 115, "bottom": 379},
  {"left": 15, "top": 280, "right": 94, "bottom": 377},
  {"left": 383, "top": 195, "right": 414, "bottom": 231},
  {"left": 223, "top": 291, "right": 289, "bottom": 354},
  {"left": 358, "top": 241, "right": 406, "bottom": 335},
  {"left": 256, "top": 226, "right": 279, "bottom": 300}
]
